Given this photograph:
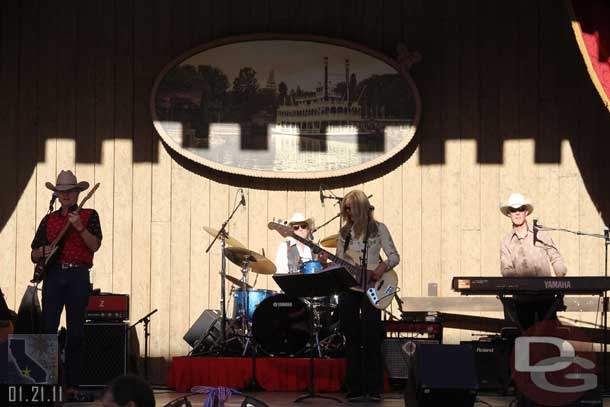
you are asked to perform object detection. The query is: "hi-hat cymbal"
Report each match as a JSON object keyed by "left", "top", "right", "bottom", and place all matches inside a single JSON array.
[
  {"left": 203, "top": 226, "right": 246, "bottom": 248},
  {"left": 319, "top": 233, "right": 339, "bottom": 248},
  {"left": 225, "top": 274, "right": 253, "bottom": 289},
  {"left": 224, "top": 247, "right": 277, "bottom": 275}
]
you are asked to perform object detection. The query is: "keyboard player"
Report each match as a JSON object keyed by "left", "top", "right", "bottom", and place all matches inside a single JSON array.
[{"left": 500, "top": 193, "right": 567, "bottom": 331}]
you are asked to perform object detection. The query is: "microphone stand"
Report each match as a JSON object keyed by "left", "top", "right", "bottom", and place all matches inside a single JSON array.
[
  {"left": 316, "top": 193, "right": 373, "bottom": 233},
  {"left": 312, "top": 212, "right": 341, "bottom": 234},
  {"left": 537, "top": 223, "right": 609, "bottom": 392},
  {"left": 130, "top": 308, "right": 158, "bottom": 382},
  {"left": 320, "top": 193, "right": 343, "bottom": 204},
  {"left": 205, "top": 195, "right": 244, "bottom": 354},
  {"left": 356, "top": 211, "right": 372, "bottom": 401}
]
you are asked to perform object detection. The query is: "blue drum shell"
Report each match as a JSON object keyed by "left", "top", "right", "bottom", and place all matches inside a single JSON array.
[
  {"left": 233, "top": 289, "right": 274, "bottom": 320},
  {"left": 300, "top": 261, "right": 324, "bottom": 274}
]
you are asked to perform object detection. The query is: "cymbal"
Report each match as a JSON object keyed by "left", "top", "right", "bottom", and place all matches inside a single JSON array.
[
  {"left": 225, "top": 274, "right": 253, "bottom": 289},
  {"left": 319, "top": 233, "right": 339, "bottom": 248},
  {"left": 203, "top": 226, "right": 246, "bottom": 248},
  {"left": 224, "top": 247, "right": 276, "bottom": 275}
]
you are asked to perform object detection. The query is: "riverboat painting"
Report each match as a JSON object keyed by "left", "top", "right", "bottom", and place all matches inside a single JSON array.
[{"left": 151, "top": 35, "right": 421, "bottom": 178}]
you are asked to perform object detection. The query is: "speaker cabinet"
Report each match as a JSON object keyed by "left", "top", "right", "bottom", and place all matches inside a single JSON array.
[
  {"left": 80, "top": 322, "right": 127, "bottom": 387},
  {"left": 382, "top": 338, "right": 438, "bottom": 379},
  {"left": 183, "top": 309, "right": 221, "bottom": 350},
  {"left": 462, "top": 339, "right": 511, "bottom": 392},
  {"left": 405, "top": 344, "right": 478, "bottom": 407}
]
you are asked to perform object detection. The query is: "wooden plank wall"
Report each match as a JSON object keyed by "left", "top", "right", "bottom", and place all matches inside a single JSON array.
[{"left": 1, "top": 0, "right": 609, "bottom": 384}]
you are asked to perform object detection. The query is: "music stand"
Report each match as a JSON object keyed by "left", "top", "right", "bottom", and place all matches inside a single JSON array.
[{"left": 274, "top": 266, "right": 357, "bottom": 403}]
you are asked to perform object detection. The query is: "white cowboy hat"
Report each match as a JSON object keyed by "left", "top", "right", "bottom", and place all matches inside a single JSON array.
[
  {"left": 500, "top": 193, "right": 534, "bottom": 217},
  {"left": 45, "top": 170, "right": 90, "bottom": 192},
  {"left": 287, "top": 212, "right": 314, "bottom": 230}
]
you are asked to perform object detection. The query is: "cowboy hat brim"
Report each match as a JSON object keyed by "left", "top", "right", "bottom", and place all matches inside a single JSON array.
[
  {"left": 288, "top": 217, "right": 315, "bottom": 230},
  {"left": 45, "top": 181, "right": 90, "bottom": 192},
  {"left": 500, "top": 203, "right": 534, "bottom": 217}
]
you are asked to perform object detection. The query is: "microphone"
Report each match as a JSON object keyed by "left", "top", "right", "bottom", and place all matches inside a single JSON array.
[
  {"left": 533, "top": 218, "right": 538, "bottom": 244},
  {"left": 319, "top": 185, "right": 325, "bottom": 207},
  {"left": 48, "top": 192, "right": 58, "bottom": 212},
  {"left": 240, "top": 189, "right": 246, "bottom": 207},
  {"left": 369, "top": 205, "right": 375, "bottom": 211},
  {"left": 604, "top": 226, "right": 609, "bottom": 243}
]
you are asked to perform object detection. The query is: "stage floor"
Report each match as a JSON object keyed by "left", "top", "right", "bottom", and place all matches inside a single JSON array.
[{"left": 66, "top": 390, "right": 610, "bottom": 406}]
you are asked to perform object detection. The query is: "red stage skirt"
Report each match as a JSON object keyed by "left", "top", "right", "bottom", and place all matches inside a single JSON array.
[{"left": 167, "top": 357, "right": 348, "bottom": 392}]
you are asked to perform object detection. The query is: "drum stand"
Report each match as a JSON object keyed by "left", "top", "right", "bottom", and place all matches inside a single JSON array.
[
  {"left": 205, "top": 235, "right": 229, "bottom": 353},
  {"left": 317, "top": 305, "right": 345, "bottom": 357},
  {"left": 304, "top": 301, "right": 323, "bottom": 358},
  {"left": 295, "top": 297, "right": 342, "bottom": 404},
  {"left": 239, "top": 260, "right": 253, "bottom": 356},
  {"left": 204, "top": 194, "right": 245, "bottom": 354},
  {"left": 310, "top": 301, "right": 337, "bottom": 358},
  {"left": 234, "top": 260, "right": 265, "bottom": 391}
]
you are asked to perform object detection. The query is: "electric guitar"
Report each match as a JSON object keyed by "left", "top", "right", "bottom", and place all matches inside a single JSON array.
[
  {"left": 268, "top": 221, "right": 398, "bottom": 310},
  {"left": 31, "top": 183, "right": 100, "bottom": 283}
]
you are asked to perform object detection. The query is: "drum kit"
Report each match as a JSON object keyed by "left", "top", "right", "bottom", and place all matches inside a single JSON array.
[{"left": 193, "top": 227, "right": 344, "bottom": 358}]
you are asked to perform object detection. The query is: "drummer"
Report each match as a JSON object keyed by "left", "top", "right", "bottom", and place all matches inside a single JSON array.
[{"left": 275, "top": 213, "right": 318, "bottom": 274}]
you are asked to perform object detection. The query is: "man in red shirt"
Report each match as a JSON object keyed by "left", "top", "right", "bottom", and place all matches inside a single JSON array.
[{"left": 31, "top": 170, "right": 102, "bottom": 398}]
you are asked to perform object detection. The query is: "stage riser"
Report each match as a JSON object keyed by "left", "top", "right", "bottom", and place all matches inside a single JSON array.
[{"left": 167, "top": 356, "right": 392, "bottom": 393}]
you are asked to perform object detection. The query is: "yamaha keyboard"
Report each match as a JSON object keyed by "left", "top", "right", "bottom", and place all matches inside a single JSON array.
[{"left": 452, "top": 276, "right": 610, "bottom": 295}]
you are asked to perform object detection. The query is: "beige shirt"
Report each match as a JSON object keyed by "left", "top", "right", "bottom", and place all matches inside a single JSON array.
[
  {"left": 336, "top": 222, "right": 400, "bottom": 270},
  {"left": 500, "top": 226, "right": 567, "bottom": 277}
]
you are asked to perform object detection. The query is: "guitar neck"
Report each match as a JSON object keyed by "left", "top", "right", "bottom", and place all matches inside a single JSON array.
[{"left": 290, "top": 233, "right": 359, "bottom": 272}]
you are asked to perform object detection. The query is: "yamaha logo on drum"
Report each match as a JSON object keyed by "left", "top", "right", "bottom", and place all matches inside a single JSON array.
[{"left": 273, "top": 302, "right": 293, "bottom": 308}]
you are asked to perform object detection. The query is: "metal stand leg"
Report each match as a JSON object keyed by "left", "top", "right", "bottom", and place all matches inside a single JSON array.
[
  {"left": 541, "top": 294, "right": 566, "bottom": 321},
  {"left": 294, "top": 298, "right": 342, "bottom": 403},
  {"left": 601, "top": 292, "right": 608, "bottom": 393},
  {"left": 244, "top": 339, "right": 264, "bottom": 392},
  {"left": 236, "top": 261, "right": 255, "bottom": 358},
  {"left": 599, "top": 227, "right": 610, "bottom": 394},
  {"left": 219, "top": 238, "right": 228, "bottom": 353},
  {"left": 242, "top": 335, "right": 252, "bottom": 357},
  {"left": 129, "top": 309, "right": 157, "bottom": 382},
  {"left": 315, "top": 332, "right": 322, "bottom": 358}
]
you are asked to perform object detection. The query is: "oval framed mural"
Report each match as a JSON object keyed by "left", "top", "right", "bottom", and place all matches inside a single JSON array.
[{"left": 151, "top": 34, "right": 421, "bottom": 179}]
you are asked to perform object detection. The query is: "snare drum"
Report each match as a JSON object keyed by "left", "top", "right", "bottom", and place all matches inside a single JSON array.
[
  {"left": 299, "top": 260, "right": 323, "bottom": 274},
  {"left": 232, "top": 289, "right": 275, "bottom": 321},
  {"left": 252, "top": 294, "right": 310, "bottom": 356}
]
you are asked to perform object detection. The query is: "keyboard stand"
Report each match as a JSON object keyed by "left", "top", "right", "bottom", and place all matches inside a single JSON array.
[{"left": 541, "top": 294, "right": 567, "bottom": 321}]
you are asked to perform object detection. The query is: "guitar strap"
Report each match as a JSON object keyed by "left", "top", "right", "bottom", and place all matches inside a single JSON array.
[
  {"left": 360, "top": 219, "right": 372, "bottom": 290},
  {"left": 343, "top": 230, "right": 351, "bottom": 253},
  {"left": 362, "top": 220, "right": 372, "bottom": 264}
]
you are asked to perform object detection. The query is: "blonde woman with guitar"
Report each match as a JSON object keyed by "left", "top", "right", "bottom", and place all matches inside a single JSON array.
[
  {"left": 30, "top": 170, "right": 102, "bottom": 401},
  {"left": 337, "top": 190, "right": 399, "bottom": 403}
]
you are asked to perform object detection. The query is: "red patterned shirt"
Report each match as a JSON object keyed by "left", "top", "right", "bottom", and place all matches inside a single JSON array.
[{"left": 31, "top": 205, "right": 102, "bottom": 267}]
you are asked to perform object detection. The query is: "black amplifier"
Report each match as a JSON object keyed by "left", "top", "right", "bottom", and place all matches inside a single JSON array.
[
  {"left": 462, "top": 336, "right": 512, "bottom": 392},
  {"left": 385, "top": 311, "right": 443, "bottom": 341}
]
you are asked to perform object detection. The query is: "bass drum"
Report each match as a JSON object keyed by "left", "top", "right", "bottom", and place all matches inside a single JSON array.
[{"left": 252, "top": 294, "right": 310, "bottom": 356}]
